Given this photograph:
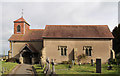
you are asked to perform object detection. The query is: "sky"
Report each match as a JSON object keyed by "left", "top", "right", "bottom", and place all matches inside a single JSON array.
[{"left": 0, "top": 0, "right": 119, "bottom": 55}]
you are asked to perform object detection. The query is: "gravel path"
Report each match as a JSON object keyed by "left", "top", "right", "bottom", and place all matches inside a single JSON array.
[{"left": 7, "top": 64, "right": 34, "bottom": 76}]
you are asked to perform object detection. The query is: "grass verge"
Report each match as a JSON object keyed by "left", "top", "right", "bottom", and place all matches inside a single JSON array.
[{"left": 0, "top": 61, "right": 18, "bottom": 75}]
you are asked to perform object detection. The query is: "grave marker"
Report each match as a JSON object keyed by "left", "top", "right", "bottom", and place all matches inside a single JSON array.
[
  {"left": 46, "top": 58, "right": 51, "bottom": 74},
  {"left": 51, "top": 59, "right": 55, "bottom": 74},
  {"left": 96, "top": 59, "right": 101, "bottom": 73},
  {"left": 91, "top": 59, "right": 94, "bottom": 66},
  {"left": 72, "top": 60, "right": 75, "bottom": 65},
  {"left": 2, "top": 67, "right": 4, "bottom": 74}
]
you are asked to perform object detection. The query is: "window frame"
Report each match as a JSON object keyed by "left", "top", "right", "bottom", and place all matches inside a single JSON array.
[
  {"left": 17, "top": 25, "right": 21, "bottom": 32},
  {"left": 83, "top": 46, "right": 92, "bottom": 56},
  {"left": 58, "top": 46, "right": 67, "bottom": 56}
]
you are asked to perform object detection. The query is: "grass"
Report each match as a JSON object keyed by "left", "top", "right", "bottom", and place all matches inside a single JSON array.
[
  {"left": 33, "top": 64, "right": 46, "bottom": 76},
  {"left": 0, "top": 61, "right": 18, "bottom": 75},
  {"left": 55, "top": 64, "right": 120, "bottom": 74},
  {"left": 34, "top": 63, "right": 120, "bottom": 75}
]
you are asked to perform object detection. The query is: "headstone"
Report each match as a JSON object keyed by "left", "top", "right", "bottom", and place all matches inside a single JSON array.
[
  {"left": 91, "top": 59, "right": 94, "bottom": 66},
  {"left": 46, "top": 58, "right": 50, "bottom": 69},
  {"left": 72, "top": 60, "right": 74, "bottom": 65},
  {"left": 5, "top": 67, "right": 7, "bottom": 72},
  {"left": 78, "top": 62, "right": 81, "bottom": 66},
  {"left": 96, "top": 59, "right": 101, "bottom": 73},
  {"left": 108, "top": 59, "right": 111, "bottom": 65},
  {"left": 43, "top": 66, "right": 47, "bottom": 74},
  {"left": 107, "top": 65, "right": 112, "bottom": 70},
  {"left": 51, "top": 59, "right": 55, "bottom": 74},
  {"left": 44, "top": 58, "right": 50, "bottom": 74},
  {"left": 45, "top": 58, "right": 51, "bottom": 75},
  {"left": 32, "top": 57, "right": 34, "bottom": 65},
  {"left": 2, "top": 67, "right": 4, "bottom": 74},
  {"left": 68, "top": 65, "right": 72, "bottom": 70}
]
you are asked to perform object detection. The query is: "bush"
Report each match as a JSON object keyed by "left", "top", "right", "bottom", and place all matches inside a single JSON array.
[
  {"left": 108, "top": 58, "right": 116, "bottom": 64},
  {"left": 62, "top": 61, "right": 68, "bottom": 64},
  {"left": 67, "top": 61, "right": 72, "bottom": 64},
  {"left": 62, "top": 60, "right": 74, "bottom": 64},
  {"left": 77, "top": 54, "right": 86, "bottom": 62},
  {"left": 6, "top": 58, "right": 20, "bottom": 63}
]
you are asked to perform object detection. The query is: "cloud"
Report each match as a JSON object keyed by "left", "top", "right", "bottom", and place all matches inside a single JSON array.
[{"left": 1, "top": 2, "right": 118, "bottom": 55}]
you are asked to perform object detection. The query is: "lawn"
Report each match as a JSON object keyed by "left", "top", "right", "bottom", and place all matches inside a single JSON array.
[
  {"left": 34, "top": 63, "right": 120, "bottom": 75},
  {"left": 0, "top": 61, "right": 18, "bottom": 75},
  {"left": 55, "top": 64, "right": 120, "bottom": 74}
]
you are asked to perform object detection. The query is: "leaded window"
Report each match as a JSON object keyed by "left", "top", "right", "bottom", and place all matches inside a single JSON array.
[{"left": 17, "top": 25, "right": 21, "bottom": 32}]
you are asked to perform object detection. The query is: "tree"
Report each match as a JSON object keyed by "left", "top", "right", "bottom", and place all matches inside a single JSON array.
[{"left": 112, "top": 24, "right": 120, "bottom": 55}]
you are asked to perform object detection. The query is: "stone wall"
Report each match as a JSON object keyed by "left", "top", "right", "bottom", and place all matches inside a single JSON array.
[
  {"left": 43, "top": 38, "right": 112, "bottom": 63},
  {"left": 11, "top": 41, "right": 43, "bottom": 59}
]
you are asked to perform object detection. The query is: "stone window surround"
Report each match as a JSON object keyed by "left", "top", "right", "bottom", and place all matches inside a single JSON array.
[
  {"left": 58, "top": 46, "right": 67, "bottom": 56},
  {"left": 83, "top": 46, "right": 92, "bottom": 56}
]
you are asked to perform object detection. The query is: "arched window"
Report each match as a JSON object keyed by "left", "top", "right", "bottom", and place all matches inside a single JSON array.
[{"left": 17, "top": 25, "right": 21, "bottom": 32}]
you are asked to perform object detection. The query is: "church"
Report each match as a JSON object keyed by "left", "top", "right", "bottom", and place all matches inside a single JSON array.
[{"left": 8, "top": 17, "right": 114, "bottom": 64}]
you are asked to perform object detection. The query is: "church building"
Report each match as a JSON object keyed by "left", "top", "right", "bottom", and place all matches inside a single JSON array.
[{"left": 8, "top": 17, "right": 114, "bottom": 64}]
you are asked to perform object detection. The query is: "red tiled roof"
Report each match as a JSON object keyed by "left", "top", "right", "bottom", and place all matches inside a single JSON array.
[
  {"left": 14, "top": 17, "right": 30, "bottom": 26},
  {"left": 42, "top": 25, "right": 114, "bottom": 39},
  {"left": 8, "top": 29, "right": 44, "bottom": 41},
  {"left": 14, "top": 17, "right": 26, "bottom": 22}
]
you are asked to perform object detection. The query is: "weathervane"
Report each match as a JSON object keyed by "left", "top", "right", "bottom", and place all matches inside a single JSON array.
[{"left": 21, "top": 9, "right": 23, "bottom": 17}]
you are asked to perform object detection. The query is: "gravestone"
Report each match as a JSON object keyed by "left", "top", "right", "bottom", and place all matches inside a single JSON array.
[
  {"left": 2, "top": 67, "right": 4, "bottom": 74},
  {"left": 46, "top": 58, "right": 50, "bottom": 69},
  {"left": 96, "top": 59, "right": 101, "bottom": 73},
  {"left": 43, "top": 66, "right": 47, "bottom": 74},
  {"left": 46, "top": 58, "right": 51, "bottom": 75},
  {"left": 51, "top": 59, "right": 55, "bottom": 74},
  {"left": 107, "top": 64, "right": 112, "bottom": 70},
  {"left": 4, "top": 67, "right": 7, "bottom": 72},
  {"left": 68, "top": 65, "right": 72, "bottom": 70},
  {"left": 72, "top": 60, "right": 75, "bottom": 65},
  {"left": 91, "top": 59, "right": 94, "bottom": 66},
  {"left": 78, "top": 62, "right": 81, "bottom": 66},
  {"left": 43, "top": 58, "right": 50, "bottom": 74}
]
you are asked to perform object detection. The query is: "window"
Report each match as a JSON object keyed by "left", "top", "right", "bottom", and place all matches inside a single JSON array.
[
  {"left": 61, "top": 48, "right": 63, "bottom": 56},
  {"left": 17, "top": 25, "right": 21, "bottom": 32},
  {"left": 83, "top": 46, "right": 92, "bottom": 56},
  {"left": 85, "top": 48, "right": 88, "bottom": 56},
  {"left": 58, "top": 46, "right": 67, "bottom": 56},
  {"left": 64, "top": 48, "right": 67, "bottom": 56}
]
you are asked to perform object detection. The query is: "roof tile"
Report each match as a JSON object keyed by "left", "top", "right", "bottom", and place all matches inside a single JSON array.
[
  {"left": 8, "top": 29, "right": 44, "bottom": 41},
  {"left": 42, "top": 25, "right": 114, "bottom": 38}
]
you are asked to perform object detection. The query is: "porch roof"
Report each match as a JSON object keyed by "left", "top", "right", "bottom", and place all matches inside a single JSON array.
[{"left": 20, "top": 43, "right": 38, "bottom": 53}]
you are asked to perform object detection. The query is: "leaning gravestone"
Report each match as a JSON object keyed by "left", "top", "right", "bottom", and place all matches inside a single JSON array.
[
  {"left": 96, "top": 59, "right": 101, "bottom": 73},
  {"left": 91, "top": 59, "right": 94, "bottom": 66}
]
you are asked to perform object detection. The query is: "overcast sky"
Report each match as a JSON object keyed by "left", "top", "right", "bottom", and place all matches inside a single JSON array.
[{"left": 0, "top": 0, "right": 119, "bottom": 55}]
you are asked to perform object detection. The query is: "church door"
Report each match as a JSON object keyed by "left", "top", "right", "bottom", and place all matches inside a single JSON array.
[{"left": 21, "top": 47, "right": 32, "bottom": 64}]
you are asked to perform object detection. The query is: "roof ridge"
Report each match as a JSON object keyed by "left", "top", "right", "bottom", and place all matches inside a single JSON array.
[
  {"left": 46, "top": 25, "right": 108, "bottom": 26},
  {"left": 30, "top": 29, "right": 44, "bottom": 30}
]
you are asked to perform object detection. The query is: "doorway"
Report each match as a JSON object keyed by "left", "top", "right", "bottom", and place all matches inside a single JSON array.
[{"left": 22, "top": 51, "right": 32, "bottom": 64}]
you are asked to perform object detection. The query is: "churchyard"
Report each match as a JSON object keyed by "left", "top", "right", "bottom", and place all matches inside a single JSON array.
[
  {"left": 0, "top": 61, "right": 18, "bottom": 75},
  {"left": 34, "top": 62, "right": 120, "bottom": 75}
]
